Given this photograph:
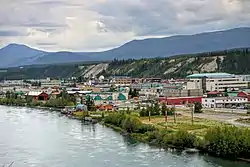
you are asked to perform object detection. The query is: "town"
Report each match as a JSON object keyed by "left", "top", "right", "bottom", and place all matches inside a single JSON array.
[{"left": 1, "top": 72, "right": 250, "bottom": 114}]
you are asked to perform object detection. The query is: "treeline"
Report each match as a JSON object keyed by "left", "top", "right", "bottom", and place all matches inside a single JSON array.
[{"left": 103, "top": 113, "right": 250, "bottom": 159}]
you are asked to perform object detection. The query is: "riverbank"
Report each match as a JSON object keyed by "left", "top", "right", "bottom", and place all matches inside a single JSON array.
[{"left": 102, "top": 112, "right": 250, "bottom": 162}]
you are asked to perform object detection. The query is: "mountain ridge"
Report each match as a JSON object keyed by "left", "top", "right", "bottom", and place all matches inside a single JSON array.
[{"left": 0, "top": 27, "right": 250, "bottom": 67}]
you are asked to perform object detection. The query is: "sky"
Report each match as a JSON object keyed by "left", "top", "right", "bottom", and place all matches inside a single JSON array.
[{"left": 0, "top": 0, "right": 250, "bottom": 51}]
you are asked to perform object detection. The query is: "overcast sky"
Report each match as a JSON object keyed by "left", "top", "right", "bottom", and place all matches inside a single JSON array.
[{"left": 0, "top": 0, "right": 250, "bottom": 51}]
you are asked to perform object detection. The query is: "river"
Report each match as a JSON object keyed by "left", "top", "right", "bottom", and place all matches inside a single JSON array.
[{"left": 0, "top": 106, "right": 249, "bottom": 167}]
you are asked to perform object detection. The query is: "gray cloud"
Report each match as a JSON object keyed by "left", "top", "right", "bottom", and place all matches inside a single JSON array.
[
  {"left": 36, "top": 42, "right": 57, "bottom": 46},
  {"left": 0, "top": 0, "right": 249, "bottom": 51},
  {"left": 0, "top": 30, "right": 26, "bottom": 37}
]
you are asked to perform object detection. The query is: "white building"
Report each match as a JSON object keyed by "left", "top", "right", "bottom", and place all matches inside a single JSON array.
[
  {"left": 1, "top": 80, "right": 26, "bottom": 86},
  {"left": 40, "top": 79, "right": 61, "bottom": 88},
  {"left": 186, "top": 73, "right": 248, "bottom": 92},
  {"left": 202, "top": 97, "right": 248, "bottom": 108}
]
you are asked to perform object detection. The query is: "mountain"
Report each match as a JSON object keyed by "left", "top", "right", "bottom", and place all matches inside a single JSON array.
[
  {"left": 31, "top": 51, "right": 93, "bottom": 65},
  {"left": 0, "top": 44, "right": 46, "bottom": 67},
  {"left": 0, "top": 27, "right": 250, "bottom": 67},
  {"left": 93, "top": 27, "right": 250, "bottom": 60},
  {"left": 1, "top": 48, "right": 250, "bottom": 80}
]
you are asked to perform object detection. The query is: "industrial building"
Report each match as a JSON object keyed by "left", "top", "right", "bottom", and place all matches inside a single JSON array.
[{"left": 186, "top": 73, "right": 249, "bottom": 92}]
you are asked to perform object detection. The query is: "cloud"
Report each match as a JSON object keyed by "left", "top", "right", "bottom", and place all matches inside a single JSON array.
[
  {"left": 0, "top": 30, "right": 26, "bottom": 37},
  {"left": 0, "top": 0, "right": 250, "bottom": 51}
]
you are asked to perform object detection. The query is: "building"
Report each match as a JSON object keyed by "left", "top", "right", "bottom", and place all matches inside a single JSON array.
[
  {"left": 40, "top": 79, "right": 61, "bottom": 88},
  {"left": 186, "top": 73, "right": 248, "bottom": 92},
  {"left": 163, "top": 88, "right": 203, "bottom": 97},
  {"left": 237, "top": 90, "right": 250, "bottom": 101},
  {"left": 27, "top": 91, "right": 49, "bottom": 101},
  {"left": 202, "top": 97, "right": 248, "bottom": 108},
  {"left": 159, "top": 96, "right": 202, "bottom": 105},
  {"left": 86, "top": 92, "right": 128, "bottom": 105},
  {"left": 1, "top": 80, "right": 28, "bottom": 87}
]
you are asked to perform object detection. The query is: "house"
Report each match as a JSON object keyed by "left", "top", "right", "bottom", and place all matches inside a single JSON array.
[
  {"left": 237, "top": 91, "right": 250, "bottom": 101},
  {"left": 202, "top": 97, "right": 248, "bottom": 108},
  {"left": 96, "top": 104, "right": 114, "bottom": 111},
  {"left": 87, "top": 92, "right": 128, "bottom": 105},
  {"left": 27, "top": 91, "right": 49, "bottom": 101}
]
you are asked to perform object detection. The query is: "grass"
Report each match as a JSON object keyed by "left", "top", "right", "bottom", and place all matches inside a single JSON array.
[{"left": 139, "top": 115, "right": 229, "bottom": 137}]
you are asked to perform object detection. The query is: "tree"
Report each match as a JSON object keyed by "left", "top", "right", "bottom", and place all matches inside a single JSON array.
[
  {"left": 85, "top": 96, "right": 96, "bottom": 111},
  {"left": 194, "top": 102, "right": 203, "bottom": 113},
  {"left": 139, "top": 107, "right": 147, "bottom": 117},
  {"left": 161, "top": 103, "right": 167, "bottom": 115},
  {"left": 224, "top": 87, "right": 229, "bottom": 97},
  {"left": 216, "top": 56, "right": 222, "bottom": 71},
  {"left": 132, "top": 89, "right": 139, "bottom": 97},
  {"left": 152, "top": 102, "right": 160, "bottom": 116},
  {"left": 6, "top": 91, "right": 11, "bottom": 99},
  {"left": 109, "top": 85, "right": 116, "bottom": 92}
]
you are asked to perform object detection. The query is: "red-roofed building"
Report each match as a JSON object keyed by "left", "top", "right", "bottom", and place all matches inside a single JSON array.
[
  {"left": 237, "top": 91, "right": 250, "bottom": 101},
  {"left": 159, "top": 96, "right": 202, "bottom": 105}
]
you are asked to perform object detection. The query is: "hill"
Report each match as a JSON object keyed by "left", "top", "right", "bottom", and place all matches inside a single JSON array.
[
  {"left": 0, "top": 27, "right": 250, "bottom": 67},
  {"left": 0, "top": 49, "right": 250, "bottom": 80}
]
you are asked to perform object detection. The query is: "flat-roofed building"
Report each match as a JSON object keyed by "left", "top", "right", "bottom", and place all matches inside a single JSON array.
[
  {"left": 186, "top": 73, "right": 248, "bottom": 92},
  {"left": 202, "top": 96, "right": 248, "bottom": 108}
]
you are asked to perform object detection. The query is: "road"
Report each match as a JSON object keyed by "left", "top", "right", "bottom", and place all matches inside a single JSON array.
[{"left": 177, "top": 107, "right": 250, "bottom": 127}]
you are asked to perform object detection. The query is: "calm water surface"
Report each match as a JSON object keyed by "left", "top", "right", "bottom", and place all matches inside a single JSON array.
[{"left": 0, "top": 105, "right": 249, "bottom": 167}]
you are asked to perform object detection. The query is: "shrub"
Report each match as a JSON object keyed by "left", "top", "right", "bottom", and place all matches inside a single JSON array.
[
  {"left": 167, "top": 107, "right": 175, "bottom": 116},
  {"left": 204, "top": 126, "right": 250, "bottom": 158},
  {"left": 122, "top": 116, "right": 142, "bottom": 133},
  {"left": 103, "top": 113, "right": 126, "bottom": 127},
  {"left": 194, "top": 102, "right": 203, "bottom": 113},
  {"left": 163, "top": 130, "right": 197, "bottom": 148},
  {"left": 136, "top": 124, "right": 156, "bottom": 133},
  {"left": 139, "top": 108, "right": 149, "bottom": 117}
]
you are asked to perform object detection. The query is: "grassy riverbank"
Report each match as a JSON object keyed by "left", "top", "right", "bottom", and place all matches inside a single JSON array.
[{"left": 102, "top": 112, "right": 250, "bottom": 161}]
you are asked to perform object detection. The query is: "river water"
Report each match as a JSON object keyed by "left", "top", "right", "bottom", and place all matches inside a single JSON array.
[{"left": 0, "top": 106, "right": 249, "bottom": 167}]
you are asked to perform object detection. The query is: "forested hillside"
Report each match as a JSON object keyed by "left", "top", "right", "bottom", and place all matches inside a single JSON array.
[
  {"left": 0, "top": 49, "right": 249, "bottom": 80},
  {"left": 101, "top": 49, "right": 250, "bottom": 78}
]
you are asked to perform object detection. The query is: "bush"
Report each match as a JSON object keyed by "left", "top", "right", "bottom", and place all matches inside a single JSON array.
[
  {"left": 122, "top": 116, "right": 142, "bottom": 133},
  {"left": 139, "top": 108, "right": 148, "bottom": 117},
  {"left": 167, "top": 107, "right": 175, "bottom": 116},
  {"left": 194, "top": 102, "right": 203, "bottom": 113},
  {"left": 204, "top": 126, "right": 250, "bottom": 158},
  {"left": 136, "top": 124, "right": 156, "bottom": 133},
  {"left": 163, "top": 130, "right": 197, "bottom": 148}
]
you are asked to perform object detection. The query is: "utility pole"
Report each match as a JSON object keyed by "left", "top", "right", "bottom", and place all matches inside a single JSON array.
[
  {"left": 173, "top": 105, "right": 176, "bottom": 123},
  {"left": 191, "top": 104, "right": 194, "bottom": 125},
  {"left": 149, "top": 110, "right": 151, "bottom": 122}
]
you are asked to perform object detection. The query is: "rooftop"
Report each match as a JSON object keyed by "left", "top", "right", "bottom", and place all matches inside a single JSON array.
[{"left": 187, "top": 73, "right": 233, "bottom": 78}]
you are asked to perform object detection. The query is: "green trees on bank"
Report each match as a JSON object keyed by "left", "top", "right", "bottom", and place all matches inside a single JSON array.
[
  {"left": 104, "top": 112, "right": 250, "bottom": 159},
  {"left": 140, "top": 103, "right": 176, "bottom": 117},
  {"left": 204, "top": 126, "right": 250, "bottom": 158}
]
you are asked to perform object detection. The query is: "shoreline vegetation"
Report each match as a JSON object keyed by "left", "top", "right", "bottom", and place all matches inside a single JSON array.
[{"left": 102, "top": 112, "right": 250, "bottom": 162}]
